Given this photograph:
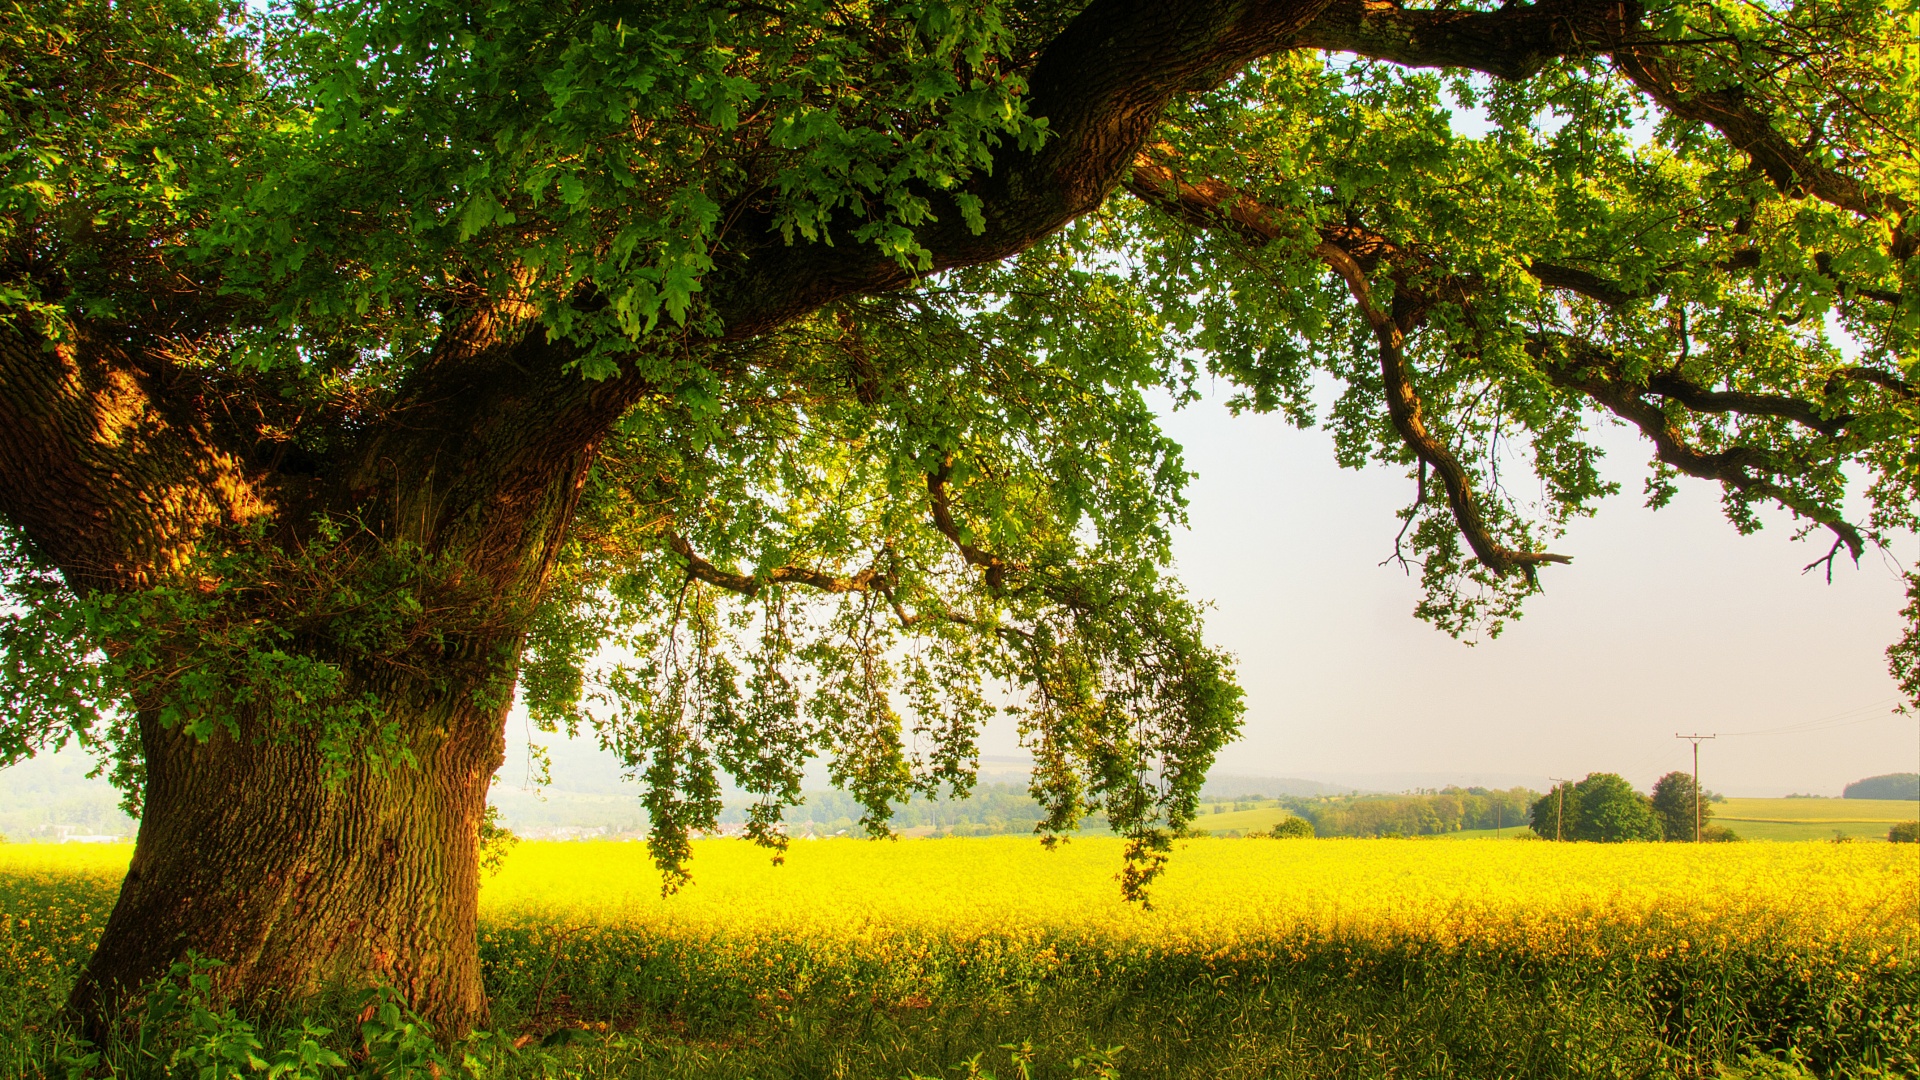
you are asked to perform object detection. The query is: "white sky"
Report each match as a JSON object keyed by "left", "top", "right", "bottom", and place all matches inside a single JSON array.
[{"left": 1141, "top": 388, "right": 1916, "bottom": 797}]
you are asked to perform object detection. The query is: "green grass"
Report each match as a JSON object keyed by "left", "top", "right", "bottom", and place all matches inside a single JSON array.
[
  {"left": 1718, "top": 797, "right": 1917, "bottom": 822},
  {"left": 1715, "top": 798, "right": 1918, "bottom": 841}
]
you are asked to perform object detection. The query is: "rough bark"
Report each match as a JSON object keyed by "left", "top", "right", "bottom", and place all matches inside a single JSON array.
[
  {"left": 0, "top": 310, "right": 600, "bottom": 1036},
  {"left": 67, "top": 674, "right": 508, "bottom": 1038}
]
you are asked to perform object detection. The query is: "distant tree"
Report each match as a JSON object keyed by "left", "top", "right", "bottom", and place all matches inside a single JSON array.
[
  {"left": 1530, "top": 782, "right": 1580, "bottom": 841},
  {"left": 1570, "top": 774, "right": 1662, "bottom": 842},
  {"left": 1650, "top": 771, "right": 1709, "bottom": 841},
  {"left": 1890, "top": 821, "right": 1919, "bottom": 844},
  {"left": 1699, "top": 825, "right": 1741, "bottom": 843},
  {"left": 1269, "top": 816, "right": 1314, "bottom": 840},
  {"left": 1533, "top": 774, "right": 1659, "bottom": 842},
  {"left": 1845, "top": 774, "right": 1920, "bottom": 800}
]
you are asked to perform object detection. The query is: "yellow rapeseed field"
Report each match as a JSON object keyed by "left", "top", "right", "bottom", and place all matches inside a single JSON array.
[
  {"left": 4, "top": 838, "right": 1918, "bottom": 1077},
  {"left": 467, "top": 836, "right": 1920, "bottom": 1072},
  {"left": 4, "top": 837, "right": 1914, "bottom": 959},
  {"left": 479, "top": 836, "right": 1918, "bottom": 948}
]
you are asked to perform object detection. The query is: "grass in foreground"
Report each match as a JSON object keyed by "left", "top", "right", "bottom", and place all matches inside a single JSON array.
[{"left": 2, "top": 838, "right": 1916, "bottom": 1078}]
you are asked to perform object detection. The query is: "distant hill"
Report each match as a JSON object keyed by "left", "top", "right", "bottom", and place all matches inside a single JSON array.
[
  {"left": 0, "top": 749, "right": 136, "bottom": 842},
  {"left": 1844, "top": 773, "right": 1919, "bottom": 800},
  {"left": 1199, "top": 774, "right": 1366, "bottom": 798}
]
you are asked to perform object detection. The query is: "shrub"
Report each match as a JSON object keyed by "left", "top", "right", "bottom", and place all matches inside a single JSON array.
[
  {"left": 1889, "top": 821, "right": 1919, "bottom": 844},
  {"left": 1269, "top": 816, "right": 1314, "bottom": 839},
  {"left": 1700, "top": 826, "right": 1740, "bottom": 843}
]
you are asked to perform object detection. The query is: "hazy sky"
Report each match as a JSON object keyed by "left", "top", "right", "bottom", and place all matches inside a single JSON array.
[{"left": 1141, "top": 387, "right": 1916, "bottom": 797}]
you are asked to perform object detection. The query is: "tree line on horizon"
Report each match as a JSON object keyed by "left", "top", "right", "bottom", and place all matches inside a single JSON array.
[
  {"left": 1528, "top": 772, "right": 1733, "bottom": 843},
  {"left": 574, "top": 769, "right": 1913, "bottom": 842},
  {"left": 1843, "top": 773, "right": 1920, "bottom": 801}
]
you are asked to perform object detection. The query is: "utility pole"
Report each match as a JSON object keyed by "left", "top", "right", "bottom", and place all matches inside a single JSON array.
[
  {"left": 1676, "top": 734, "right": 1717, "bottom": 842},
  {"left": 1549, "top": 777, "right": 1575, "bottom": 842}
]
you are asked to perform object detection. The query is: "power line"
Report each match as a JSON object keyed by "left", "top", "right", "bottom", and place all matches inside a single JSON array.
[{"left": 1716, "top": 696, "right": 1903, "bottom": 738}]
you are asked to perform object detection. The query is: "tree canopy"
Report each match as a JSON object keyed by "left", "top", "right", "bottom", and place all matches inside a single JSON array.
[
  {"left": 1532, "top": 773, "right": 1661, "bottom": 842},
  {"left": 3, "top": 0, "right": 1918, "bottom": 1030},
  {"left": 1650, "top": 770, "right": 1707, "bottom": 840},
  {"left": 1844, "top": 773, "right": 1920, "bottom": 800}
]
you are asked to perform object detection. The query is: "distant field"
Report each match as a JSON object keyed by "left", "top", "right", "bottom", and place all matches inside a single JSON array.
[
  {"left": 1434, "top": 826, "right": 1539, "bottom": 840},
  {"left": 1191, "top": 805, "right": 1290, "bottom": 833},
  {"left": 1715, "top": 797, "right": 1917, "bottom": 842},
  {"left": 1719, "top": 797, "right": 1916, "bottom": 821}
]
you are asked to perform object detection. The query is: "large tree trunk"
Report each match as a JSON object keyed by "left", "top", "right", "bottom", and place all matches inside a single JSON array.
[
  {"left": 66, "top": 667, "right": 511, "bottom": 1039},
  {"left": 0, "top": 316, "right": 608, "bottom": 1037}
]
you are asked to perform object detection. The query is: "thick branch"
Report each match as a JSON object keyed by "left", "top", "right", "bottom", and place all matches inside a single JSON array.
[
  {"left": 1527, "top": 262, "right": 1642, "bottom": 306},
  {"left": 927, "top": 463, "right": 1019, "bottom": 593},
  {"left": 1127, "top": 157, "right": 1572, "bottom": 578},
  {"left": 1829, "top": 366, "right": 1916, "bottom": 400},
  {"left": 1811, "top": 253, "right": 1904, "bottom": 306},
  {"left": 1644, "top": 369, "right": 1849, "bottom": 436},
  {"left": 1317, "top": 245, "right": 1573, "bottom": 579},
  {"left": 665, "top": 528, "right": 995, "bottom": 635},
  {"left": 1133, "top": 152, "right": 1878, "bottom": 573},
  {"left": 665, "top": 530, "right": 885, "bottom": 598},
  {"left": 0, "top": 322, "right": 270, "bottom": 591},
  {"left": 1294, "top": 0, "right": 1637, "bottom": 81},
  {"left": 1128, "top": 159, "right": 1630, "bottom": 307},
  {"left": 702, "top": 0, "right": 1348, "bottom": 341},
  {"left": 1612, "top": 50, "right": 1903, "bottom": 222}
]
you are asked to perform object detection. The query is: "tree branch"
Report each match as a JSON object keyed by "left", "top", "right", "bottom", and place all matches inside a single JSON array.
[
  {"left": 1293, "top": 0, "right": 1638, "bottom": 81},
  {"left": 1126, "top": 157, "right": 1572, "bottom": 579},
  {"left": 1529, "top": 331, "right": 1867, "bottom": 561},
  {"left": 701, "top": 0, "right": 1382, "bottom": 341},
  {"left": 927, "top": 461, "right": 1020, "bottom": 593},
  {"left": 1526, "top": 262, "right": 1643, "bottom": 307},
  {"left": 1611, "top": 50, "right": 1903, "bottom": 222},
  {"left": 1317, "top": 244, "right": 1573, "bottom": 580},
  {"left": 0, "top": 321, "right": 271, "bottom": 591},
  {"left": 1127, "top": 158, "right": 1642, "bottom": 309},
  {"left": 1643, "top": 370, "right": 1850, "bottom": 436},
  {"left": 665, "top": 530, "right": 885, "bottom": 598},
  {"left": 1828, "top": 366, "right": 1916, "bottom": 400}
]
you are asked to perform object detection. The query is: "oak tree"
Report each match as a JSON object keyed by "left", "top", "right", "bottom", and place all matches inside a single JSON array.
[{"left": 4, "top": 0, "right": 1917, "bottom": 1034}]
